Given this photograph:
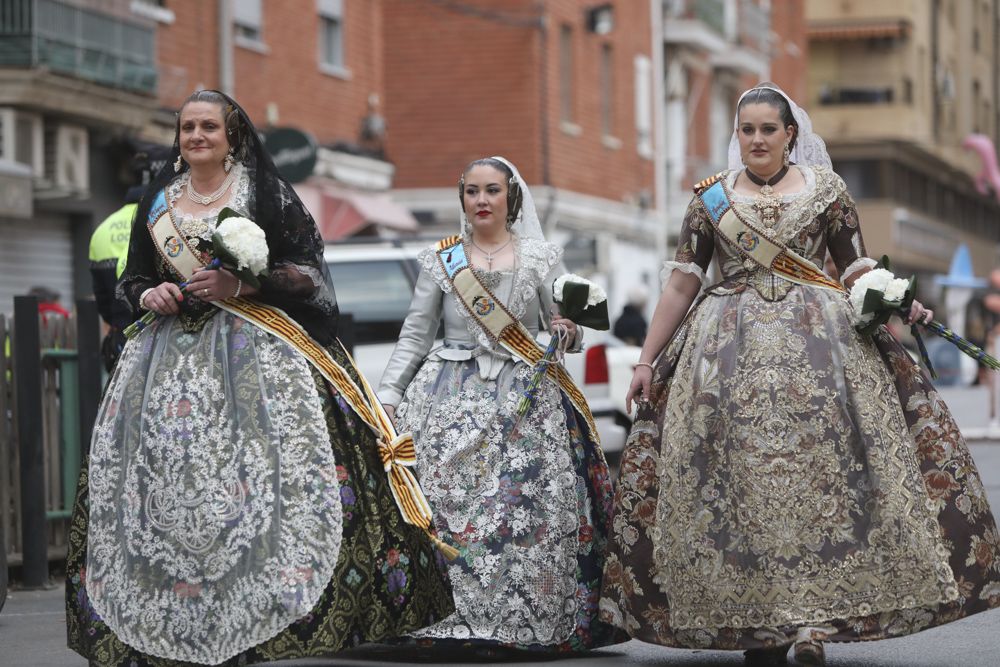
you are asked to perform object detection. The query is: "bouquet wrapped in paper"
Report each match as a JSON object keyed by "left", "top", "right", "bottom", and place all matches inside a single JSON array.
[
  {"left": 124, "top": 208, "right": 269, "bottom": 339},
  {"left": 517, "top": 274, "right": 610, "bottom": 416},
  {"left": 847, "top": 256, "right": 1000, "bottom": 376}
]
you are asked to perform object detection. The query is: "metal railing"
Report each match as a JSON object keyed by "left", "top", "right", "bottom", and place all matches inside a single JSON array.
[
  {"left": 2, "top": 299, "right": 101, "bottom": 585},
  {"left": 0, "top": 0, "right": 157, "bottom": 94}
]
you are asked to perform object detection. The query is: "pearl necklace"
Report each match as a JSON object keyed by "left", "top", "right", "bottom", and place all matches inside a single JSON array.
[{"left": 186, "top": 170, "right": 236, "bottom": 206}]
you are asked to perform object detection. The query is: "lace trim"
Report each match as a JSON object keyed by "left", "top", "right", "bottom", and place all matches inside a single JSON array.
[
  {"left": 660, "top": 261, "right": 707, "bottom": 290},
  {"left": 842, "top": 257, "right": 878, "bottom": 283},
  {"left": 419, "top": 239, "right": 562, "bottom": 350},
  {"left": 725, "top": 166, "right": 844, "bottom": 246}
]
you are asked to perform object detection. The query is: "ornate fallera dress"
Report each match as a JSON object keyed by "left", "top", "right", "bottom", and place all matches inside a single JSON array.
[
  {"left": 600, "top": 165, "right": 1000, "bottom": 650},
  {"left": 379, "top": 237, "right": 621, "bottom": 651},
  {"left": 66, "top": 167, "right": 454, "bottom": 666}
]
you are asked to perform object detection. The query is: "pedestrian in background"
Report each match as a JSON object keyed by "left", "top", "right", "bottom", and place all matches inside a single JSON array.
[
  {"left": 612, "top": 285, "right": 649, "bottom": 346},
  {"left": 601, "top": 83, "right": 1000, "bottom": 666},
  {"left": 88, "top": 183, "right": 142, "bottom": 371}
]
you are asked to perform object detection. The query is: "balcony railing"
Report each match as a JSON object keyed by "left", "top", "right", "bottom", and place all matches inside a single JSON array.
[
  {"left": 0, "top": 0, "right": 157, "bottom": 95},
  {"left": 819, "top": 86, "right": 895, "bottom": 105}
]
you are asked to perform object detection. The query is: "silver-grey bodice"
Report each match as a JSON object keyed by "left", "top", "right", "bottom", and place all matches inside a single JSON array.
[{"left": 378, "top": 239, "right": 580, "bottom": 406}]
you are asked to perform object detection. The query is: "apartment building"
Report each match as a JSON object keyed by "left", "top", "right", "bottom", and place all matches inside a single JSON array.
[{"left": 806, "top": 0, "right": 1000, "bottom": 284}]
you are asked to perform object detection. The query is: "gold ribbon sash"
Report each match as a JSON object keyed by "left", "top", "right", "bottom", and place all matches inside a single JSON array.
[
  {"left": 694, "top": 176, "right": 845, "bottom": 293},
  {"left": 146, "top": 194, "right": 457, "bottom": 559},
  {"left": 435, "top": 236, "right": 601, "bottom": 443}
]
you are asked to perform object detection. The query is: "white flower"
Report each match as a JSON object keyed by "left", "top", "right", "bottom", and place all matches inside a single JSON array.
[
  {"left": 552, "top": 273, "right": 607, "bottom": 307},
  {"left": 848, "top": 268, "right": 897, "bottom": 325},
  {"left": 882, "top": 277, "right": 910, "bottom": 303},
  {"left": 215, "top": 216, "right": 269, "bottom": 276}
]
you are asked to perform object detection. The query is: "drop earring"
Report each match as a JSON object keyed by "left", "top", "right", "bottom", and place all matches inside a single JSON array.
[
  {"left": 174, "top": 155, "right": 183, "bottom": 173},
  {"left": 223, "top": 150, "right": 235, "bottom": 173},
  {"left": 782, "top": 143, "right": 790, "bottom": 167}
]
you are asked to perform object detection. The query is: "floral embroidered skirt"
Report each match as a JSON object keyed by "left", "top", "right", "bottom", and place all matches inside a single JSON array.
[
  {"left": 600, "top": 286, "right": 1000, "bottom": 650},
  {"left": 66, "top": 312, "right": 454, "bottom": 666},
  {"left": 396, "top": 356, "right": 624, "bottom": 651}
]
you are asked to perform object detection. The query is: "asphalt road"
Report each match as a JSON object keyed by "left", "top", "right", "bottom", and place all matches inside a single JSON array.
[{"left": 2, "top": 442, "right": 999, "bottom": 667}]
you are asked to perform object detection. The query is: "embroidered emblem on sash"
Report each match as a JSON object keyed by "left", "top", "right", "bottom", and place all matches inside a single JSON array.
[
  {"left": 473, "top": 295, "right": 495, "bottom": 316},
  {"left": 164, "top": 235, "right": 183, "bottom": 257},
  {"left": 737, "top": 230, "right": 759, "bottom": 252}
]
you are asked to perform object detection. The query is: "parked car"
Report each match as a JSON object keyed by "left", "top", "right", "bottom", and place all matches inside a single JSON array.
[
  {"left": 324, "top": 239, "right": 428, "bottom": 390},
  {"left": 325, "top": 239, "right": 634, "bottom": 453}
]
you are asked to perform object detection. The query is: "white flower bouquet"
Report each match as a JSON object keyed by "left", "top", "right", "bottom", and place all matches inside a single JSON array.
[
  {"left": 124, "top": 208, "right": 269, "bottom": 339},
  {"left": 848, "top": 263, "right": 914, "bottom": 335},
  {"left": 517, "top": 274, "right": 610, "bottom": 416},
  {"left": 211, "top": 210, "right": 269, "bottom": 288},
  {"left": 848, "top": 255, "right": 1000, "bottom": 375}
]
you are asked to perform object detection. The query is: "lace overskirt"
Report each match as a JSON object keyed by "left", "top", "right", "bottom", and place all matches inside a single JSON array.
[
  {"left": 397, "top": 356, "right": 621, "bottom": 650},
  {"left": 67, "top": 312, "right": 454, "bottom": 665}
]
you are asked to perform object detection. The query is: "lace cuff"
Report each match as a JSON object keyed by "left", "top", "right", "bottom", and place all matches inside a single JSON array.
[
  {"left": 660, "top": 261, "right": 707, "bottom": 290},
  {"left": 841, "top": 257, "right": 878, "bottom": 284}
]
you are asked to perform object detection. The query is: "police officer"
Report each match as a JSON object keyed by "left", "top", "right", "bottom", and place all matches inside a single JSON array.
[{"left": 89, "top": 183, "right": 143, "bottom": 370}]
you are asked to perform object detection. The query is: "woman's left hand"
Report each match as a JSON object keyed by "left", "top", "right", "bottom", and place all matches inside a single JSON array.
[
  {"left": 186, "top": 266, "right": 241, "bottom": 301},
  {"left": 550, "top": 315, "right": 578, "bottom": 344},
  {"left": 906, "top": 300, "right": 934, "bottom": 326}
]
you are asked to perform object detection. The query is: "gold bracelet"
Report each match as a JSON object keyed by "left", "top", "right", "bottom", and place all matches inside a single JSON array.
[
  {"left": 233, "top": 279, "right": 242, "bottom": 298},
  {"left": 635, "top": 362, "right": 654, "bottom": 371}
]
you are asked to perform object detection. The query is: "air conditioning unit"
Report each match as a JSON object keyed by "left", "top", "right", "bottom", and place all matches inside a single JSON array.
[
  {"left": 0, "top": 108, "right": 44, "bottom": 178},
  {"left": 53, "top": 124, "right": 90, "bottom": 193}
]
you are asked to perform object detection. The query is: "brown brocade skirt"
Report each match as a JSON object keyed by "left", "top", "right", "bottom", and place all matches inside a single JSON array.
[{"left": 600, "top": 287, "right": 1000, "bottom": 650}]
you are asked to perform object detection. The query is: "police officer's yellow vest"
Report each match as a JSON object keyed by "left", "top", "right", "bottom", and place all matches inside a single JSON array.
[{"left": 89, "top": 203, "right": 136, "bottom": 279}]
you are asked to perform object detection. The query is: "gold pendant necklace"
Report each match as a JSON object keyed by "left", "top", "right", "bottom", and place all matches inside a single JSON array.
[{"left": 746, "top": 165, "right": 789, "bottom": 229}]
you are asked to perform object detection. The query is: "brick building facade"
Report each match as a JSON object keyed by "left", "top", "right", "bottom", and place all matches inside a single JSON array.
[{"left": 383, "top": 0, "right": 666, "bottom": 312}]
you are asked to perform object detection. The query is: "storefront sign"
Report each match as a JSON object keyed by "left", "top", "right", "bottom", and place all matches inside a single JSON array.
[{"left": 264, "top": 127, "right": 317, "bottom": 183}]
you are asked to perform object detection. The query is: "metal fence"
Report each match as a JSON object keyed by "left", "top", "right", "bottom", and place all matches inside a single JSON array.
[
  {"left": 1, "top": 298, "right": 101, "bottom": 585},
  {"left": 0, "top": 0, "right": 157, "bottom": 94}
]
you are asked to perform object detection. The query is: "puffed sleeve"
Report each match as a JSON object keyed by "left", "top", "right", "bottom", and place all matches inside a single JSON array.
[
  {"left": 378, "top": 268, "right": 444, "bottom": 407},
  {"left": 660, "top": 195, "right": 715, "bottom": 288},
  {"left": 824, "top": 187, "right": 877, "bottom": 287}
]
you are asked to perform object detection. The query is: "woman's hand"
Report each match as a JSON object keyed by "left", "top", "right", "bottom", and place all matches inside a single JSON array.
[
  {"left": 383, "top": 404, "right": 396, "bottom": 426},
  {"left": 906, "top": 300, "right": 934, "bottom": 326},
  {"left": 626, "top": 364, "right": 653, "bottom": 415},
  {"left": 185, "top": 266, "right": 243, "bottom": 301},
  {"left": 142, "top": 282, "right": 184, "bottom": 315},
  {"left": 550, "top": 315, "right": 578, "bottom": 345}
]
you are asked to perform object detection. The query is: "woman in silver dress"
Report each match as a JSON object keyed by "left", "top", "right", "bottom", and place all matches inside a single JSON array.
[{"left": 379, "top": 156, "right": 621, "bottom": 652}]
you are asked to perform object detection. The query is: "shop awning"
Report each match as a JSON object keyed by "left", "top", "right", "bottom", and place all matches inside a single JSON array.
[
  {"left": 808, "top": 20, "right": 910, "bottom": 41},
  {"left": 295, "top": 184, "right": 419, "bottom": 240}
]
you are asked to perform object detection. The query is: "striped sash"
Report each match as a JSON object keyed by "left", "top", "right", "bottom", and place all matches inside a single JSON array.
[
  {"left": 694, "top": 175, "right": 845, "bottom": 293},
  {"left": 146, "top": 195, "right": 457, "bottom": 559},
  {"left": 435, "top": 236, "right": 601, "bottom": 443}
]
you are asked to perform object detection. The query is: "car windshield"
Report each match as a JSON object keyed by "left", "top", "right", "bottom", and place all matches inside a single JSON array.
[{"left": 327, "top": 259, "right": 414, "bottom": 343}]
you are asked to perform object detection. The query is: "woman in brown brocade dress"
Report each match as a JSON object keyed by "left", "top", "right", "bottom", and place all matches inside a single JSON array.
[{"left": 599, "top": 83, "right": 1000, "bottom": 666}]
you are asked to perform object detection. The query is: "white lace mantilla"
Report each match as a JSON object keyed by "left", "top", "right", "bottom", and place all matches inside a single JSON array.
[
  {"left": 87, "top": 313, "right": 342, "bottom": 664},
  {"left": 418, "top": 237, "right": 562, "bottom": 350}
]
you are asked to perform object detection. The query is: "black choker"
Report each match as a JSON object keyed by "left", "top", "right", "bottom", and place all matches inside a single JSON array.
[{"left": 744, "top": 165, "right": 789, "bottom": 188}]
